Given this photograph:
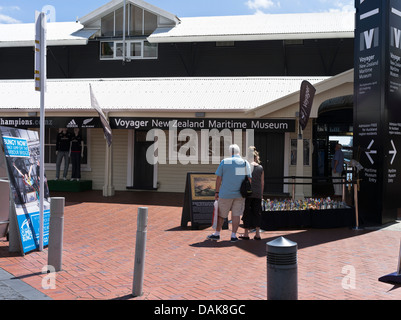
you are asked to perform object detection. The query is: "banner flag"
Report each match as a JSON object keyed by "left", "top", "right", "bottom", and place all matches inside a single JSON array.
[
  {"left": 299, "top": 80, "right": 316, "bottom": 131},
  {"left": 34, "top": 11, "right": 46, "bottom": 92},
  {"left": 89, "top": 84, "right": 112, "bottom": 147}
]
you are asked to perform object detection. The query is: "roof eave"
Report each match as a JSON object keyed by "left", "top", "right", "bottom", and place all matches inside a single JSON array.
[{"left": 148, "top": 31, "right": 355, "bottom": 44}]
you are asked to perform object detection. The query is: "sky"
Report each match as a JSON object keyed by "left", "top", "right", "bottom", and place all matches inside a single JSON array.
[{"left": 0, "top": 0, "right": 355, "bottom": 24}]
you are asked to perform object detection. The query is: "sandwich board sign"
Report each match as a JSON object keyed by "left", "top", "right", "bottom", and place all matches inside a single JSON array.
[{"left": 0, "top": 126, "right": 50, "bottom": 254}]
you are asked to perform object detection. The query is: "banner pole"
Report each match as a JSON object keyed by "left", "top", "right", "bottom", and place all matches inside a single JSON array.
[{"left": 38, "top": 12, "right": 47, "bottom": 251}]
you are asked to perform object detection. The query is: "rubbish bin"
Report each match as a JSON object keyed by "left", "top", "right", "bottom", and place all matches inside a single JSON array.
[{"left": 266, "top": 236, "right": 298, "bottom": 300}]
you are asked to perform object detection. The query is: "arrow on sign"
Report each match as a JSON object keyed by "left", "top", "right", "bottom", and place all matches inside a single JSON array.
[
  {"left": 365, "top": 139, "right": 377, "bottom": 165},
  {"left": 389, "top": 140, "right": 397, "bottom": 165}
]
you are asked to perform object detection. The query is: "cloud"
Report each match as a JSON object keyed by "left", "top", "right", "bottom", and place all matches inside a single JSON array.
[
  {"left": 0, "top": 14, "right": 20, "bottom": 24},
  {"left": 0, "top": 6, "right": 21, "bottom": 24},
  {"left": 328, "top": 0, "right": 355, "bottom": 13},
  {"left": 246, "top": 0, "right": 278, "bottom": 11}
]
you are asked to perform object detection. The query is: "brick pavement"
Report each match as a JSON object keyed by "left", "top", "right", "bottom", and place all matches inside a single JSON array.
[{"left": 0, "top": 190, "right": 400, "bottom": 300}]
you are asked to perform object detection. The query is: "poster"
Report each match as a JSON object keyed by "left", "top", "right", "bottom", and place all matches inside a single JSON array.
[
  {"left": 181, "top": 173, "right": 217, "bottom": 229},
  {"left": 0, "top": 126, "right": 50, "bottom": 254},
  {"left": 190, "top": 174, "right": 216, "bottom": 200}
]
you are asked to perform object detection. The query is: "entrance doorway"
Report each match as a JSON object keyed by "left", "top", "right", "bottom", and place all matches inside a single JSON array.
[
  {"left": 133, "top": 131, "right": 155, "bottom": 190},
  {"left": 254, "top": 132, "right": 285, "bottom": 195},
  {"left": 313, "top": 95, "right": 353, "bottom": 195}
]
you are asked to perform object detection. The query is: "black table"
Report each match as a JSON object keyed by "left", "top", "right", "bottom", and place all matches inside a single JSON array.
[{"left": 261, "top": 207, "right": 356, "bottom": 230}]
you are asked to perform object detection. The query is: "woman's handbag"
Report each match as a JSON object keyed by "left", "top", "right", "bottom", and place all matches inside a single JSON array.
[{"left": 240, "top": 161, "right": 252, "bottom": 198}]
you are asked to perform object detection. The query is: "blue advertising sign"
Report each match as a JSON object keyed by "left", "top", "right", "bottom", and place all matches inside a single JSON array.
[
  {"left": 0, "top": 126, "right": 50, "bottom": 254},
  {"left": 2, "top": 136, "right": 30, "bottom": 158}
]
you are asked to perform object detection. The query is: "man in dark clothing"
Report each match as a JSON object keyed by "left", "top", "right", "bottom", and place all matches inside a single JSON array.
[
  {"left": 70, "top": 128, "right": 84, "bottom": 181},
  {"left": 55, "top": 128, "right": 71, "bottom": 180}
]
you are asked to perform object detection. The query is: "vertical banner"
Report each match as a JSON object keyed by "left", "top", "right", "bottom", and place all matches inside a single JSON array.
[
  {"left": 354, "top": 0, "right": 401, "bottom": 224},
  {"left": 34, "top": 11, "right": 46, "bottom": 93},
  {"left": 89, "top": 84, "right": 112, "bottom": 147},
  {"left": 299, "top": 80, "right": 316, "bottom": 131},
  {"left": 0, "top": 127, "right": 50, "bottom": 254}
]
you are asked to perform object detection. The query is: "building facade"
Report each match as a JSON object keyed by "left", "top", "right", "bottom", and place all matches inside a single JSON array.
[{"left": 0, "top": 0, "right": 355, "bottom": 197}]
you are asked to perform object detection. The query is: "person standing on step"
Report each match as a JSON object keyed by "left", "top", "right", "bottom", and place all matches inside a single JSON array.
[
  {"left": 70, "top": 128, "right": 84, "bottom": 181},
  {"left": 55, "top": 128, "right": 71, "bottom": 180}
]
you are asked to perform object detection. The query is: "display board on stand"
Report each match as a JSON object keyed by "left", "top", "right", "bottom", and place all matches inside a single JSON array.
[
  {"left": 0, "top": 126, "right": 51, "bottom": 255},
  {"left": 181, "top": 173, "right": 217, "bottom": 229}
]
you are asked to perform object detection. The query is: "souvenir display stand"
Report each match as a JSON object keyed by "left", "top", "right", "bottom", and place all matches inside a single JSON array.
[{"left": 261, "top": 198, "right": 355, "bottom": 230}]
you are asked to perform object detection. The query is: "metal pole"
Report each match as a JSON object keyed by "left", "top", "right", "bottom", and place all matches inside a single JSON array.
[
  {"left": 132, "top": 207, "right": 148, "bottom": 297},
  {"left": 48, "top": 197, "right": 64, "bottom": 272},
  {"left": 397, "top": 239, "right": 401, "bottom": 275},
  {"left": 292, "top": 177, "right": 295, "bottom": 201},
  {"left": 342, "top": 177, "right": 346, "bottom": 203},
  {"left": 353, "top": 182, "right": 361, "bottom": 230},
  {"left": 122, "top": 0, "right": 126, "bottom": 62},
  {"left": 39, "top": 12, "right": 47, "bottom": 251}
]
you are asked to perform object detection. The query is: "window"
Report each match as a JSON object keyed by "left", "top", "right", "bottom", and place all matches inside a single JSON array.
[
  {"left": 143, "top": 41, "right": 158, "bottom": 58},
  {"left": 290, "top": 139, "right": 310, "bottom": 166},
  {"left": 114, "top": 7, "right": 126, "bottom": 37},
  {"left": 144, "top": 10, "right": 158, "bottom": 35},
  {"left": 44, "top": 128, "right": 89, "bottom": 167},
  {"left": 100, "top": 40, "right": 157, "bottom": 60},
  {"left": 99, "top": 4, "right": 160, "bottom": 60},
  {"left": 130, "top": 5, "right": 143, "bottom": 35},
  {"left": 101, "top": 42, "right": 114, "bottom": 58},
  {"left": 130, "top": 42, "right": 141, "bottom": 57},
  {"left": 101, "top": 12, "right": 114, "bottom": 37},
  {"left": 101, "top": 3, "right": 159, "bottom": 37}
]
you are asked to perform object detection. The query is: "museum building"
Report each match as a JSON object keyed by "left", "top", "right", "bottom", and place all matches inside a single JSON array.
[{"left": 0, "top": 0, "right": 355, "bottom": 197}]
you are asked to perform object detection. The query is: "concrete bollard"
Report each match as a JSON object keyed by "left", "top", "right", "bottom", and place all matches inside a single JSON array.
[
  {"left": 266, "top": 236, "right": 298, "bottom": 300},
  {"left": 48, "top": 197, "right": 65, "bottom": 272},
  {"left": 132, "top": 207, "right": 148, "bottom": 297}
]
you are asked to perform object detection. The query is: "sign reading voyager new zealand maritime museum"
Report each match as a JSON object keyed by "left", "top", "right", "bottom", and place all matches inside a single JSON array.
[
  {"left": 354, "top": 0, "right": 401, "bottom": 224},
  {"left": 110, "top": 117, "right": 295, "bottom": 132}
]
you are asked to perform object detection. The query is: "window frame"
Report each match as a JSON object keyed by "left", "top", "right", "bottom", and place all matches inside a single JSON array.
[{"left": 100, "top": 40, "right": 158, "bottom": 60}]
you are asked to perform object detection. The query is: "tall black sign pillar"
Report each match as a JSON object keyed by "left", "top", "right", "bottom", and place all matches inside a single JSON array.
[{"left": 354, "top": 0, "right": 401, "bottom": 224}]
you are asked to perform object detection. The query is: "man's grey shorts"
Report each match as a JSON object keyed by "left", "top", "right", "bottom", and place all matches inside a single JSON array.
[{"left": 218, "top": 197, "right": 245, "bottom": 218}]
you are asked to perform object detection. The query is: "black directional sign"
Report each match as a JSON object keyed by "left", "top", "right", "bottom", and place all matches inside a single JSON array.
[{"left": 354, "top": 0, "right": 401, "bottom": 224}]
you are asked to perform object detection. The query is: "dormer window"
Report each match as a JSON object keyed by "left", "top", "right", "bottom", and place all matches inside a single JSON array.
[
  {"left": 100, "top": 3, "right": 158, "bottom": 37},
  {"left": 80, "top": 0, "right": 178, "bottom": 61},
  {"left": 99, "top": 3, "right": 159, "bottom": 60}
]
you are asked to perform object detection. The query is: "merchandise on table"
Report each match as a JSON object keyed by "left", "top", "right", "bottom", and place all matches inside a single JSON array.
[{"left": 262, "top": 197, "right": 348, "bottom": 211}]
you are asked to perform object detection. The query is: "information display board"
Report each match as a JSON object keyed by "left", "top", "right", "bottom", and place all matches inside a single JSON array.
[
  {"left": 181, "top": 173, "right": 216, "bottom": 229},
  {"left": 0, "top": 126, "right": 50, "bottom": 254}
]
